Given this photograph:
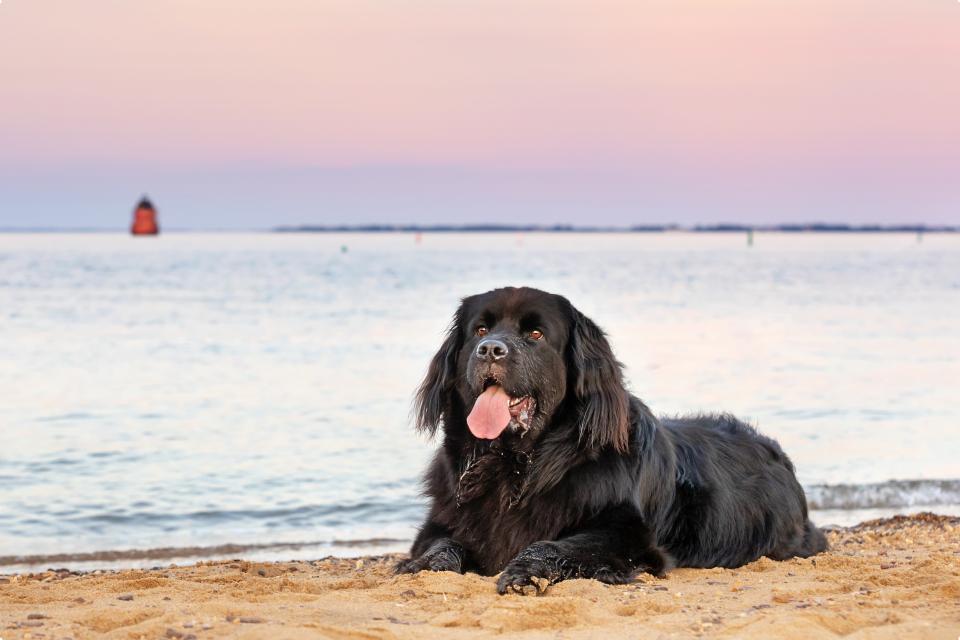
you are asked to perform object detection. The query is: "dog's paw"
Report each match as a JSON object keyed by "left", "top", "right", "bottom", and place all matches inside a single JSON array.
[
  {"left": 395, "top": 545, "right": 463, "bottom": 575},
  {"left": 496, "top": 558, "right": 553, "bottom": 595},
  {"left": 394, "top": 557, "right": 422, "bottom": 574},
  {"left": 591, "top": 567, "right": 634, "bottom": 585}
]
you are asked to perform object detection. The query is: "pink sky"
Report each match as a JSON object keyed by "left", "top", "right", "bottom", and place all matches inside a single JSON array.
[{"left": 1, "top": 0, "right": 958, "bottom": 227}]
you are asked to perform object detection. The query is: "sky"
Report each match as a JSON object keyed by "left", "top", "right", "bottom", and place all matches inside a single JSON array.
[{"left": 1, "top": 0, "right": 958, "bottom": 229}]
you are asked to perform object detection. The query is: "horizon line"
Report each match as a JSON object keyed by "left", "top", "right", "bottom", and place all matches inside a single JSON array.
[{"left": 2, "top": 223, "right": 957, "bottom": 234}]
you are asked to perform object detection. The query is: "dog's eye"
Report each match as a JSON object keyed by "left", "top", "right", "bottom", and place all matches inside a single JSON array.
[
  {"left": 476, "top": 326, "right": 488, "bottom": 337},
  {"left": 529, "top": 329, "right": 544, "bottom": 341}
]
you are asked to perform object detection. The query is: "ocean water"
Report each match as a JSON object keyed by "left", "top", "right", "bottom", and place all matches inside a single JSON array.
[{"left": 1, "top": 232, "right": 958, "bottom": 572}]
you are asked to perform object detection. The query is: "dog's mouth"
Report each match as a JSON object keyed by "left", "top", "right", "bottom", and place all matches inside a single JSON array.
[{"left": 467, "top": 381, "right": 537, "bottom": 440}]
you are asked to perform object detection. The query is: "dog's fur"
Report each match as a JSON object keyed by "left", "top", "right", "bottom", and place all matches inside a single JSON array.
[{"left": 398, "top": 287, "right": 826, "bottom": 594}]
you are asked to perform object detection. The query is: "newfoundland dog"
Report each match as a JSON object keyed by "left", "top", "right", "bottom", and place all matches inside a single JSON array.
[{"left": 398, "top": 286, "right": 826, "bottom": 594}]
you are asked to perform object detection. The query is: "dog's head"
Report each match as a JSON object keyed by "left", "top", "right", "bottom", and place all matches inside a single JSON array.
[{"left": 415, "top": 287, "right": 630, "bottom": 452}]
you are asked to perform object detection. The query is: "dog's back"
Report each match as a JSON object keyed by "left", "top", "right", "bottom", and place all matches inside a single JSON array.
[{"left": 655, "top": 413, "right": 827, "bottom": 568}]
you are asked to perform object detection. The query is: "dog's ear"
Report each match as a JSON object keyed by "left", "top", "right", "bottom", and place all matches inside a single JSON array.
[
  {"left": 414, "top": 306, "right": 465, "bottom": 436},
  {"left": 567, "top": 305, "right": 630, "bottom": 452}
]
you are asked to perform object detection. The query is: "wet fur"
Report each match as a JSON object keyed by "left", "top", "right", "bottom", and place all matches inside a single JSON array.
[{"left": 398, "top": 287, "right": 826, "bottom": 594}]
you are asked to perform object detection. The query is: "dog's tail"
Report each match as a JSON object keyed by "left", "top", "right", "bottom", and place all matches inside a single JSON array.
[{"left": 798, "top": 519, "right": 828, "bottom": 557}]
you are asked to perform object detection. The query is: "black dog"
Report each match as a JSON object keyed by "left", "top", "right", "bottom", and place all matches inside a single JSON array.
[{"left": 398, "top": 287, "right": 826, "bottom": 594}]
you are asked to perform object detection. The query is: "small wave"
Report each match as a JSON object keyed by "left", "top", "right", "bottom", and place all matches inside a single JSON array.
[
  {"left": 58, "top": 499, "right": 423, "bottom": 528},
  {"left": 0, "top": 537, "right": 408, "bottom": 569},
  {"left": 35, "top": 412, "right": 99, "bottom": 423},
  {"left": 805, "top": 479, "right": 960, "bottom": 510}
]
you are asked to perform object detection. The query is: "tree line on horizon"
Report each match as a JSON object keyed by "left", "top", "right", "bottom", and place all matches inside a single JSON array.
[{"left": 273, "top": 223, "right": 957, "bottom": 233}]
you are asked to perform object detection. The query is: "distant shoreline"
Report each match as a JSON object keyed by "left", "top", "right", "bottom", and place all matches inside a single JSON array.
[
  {"left": 274, "top": 223, "right": 958, "bottom": 233},
  {"left": 1, "top": 224, "right": 957, "bottom": 234}
]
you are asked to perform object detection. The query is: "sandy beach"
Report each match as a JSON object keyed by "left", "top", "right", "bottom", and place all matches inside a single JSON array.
[{"left": 1, "top": 513, "right": 957, "bottom": 639}]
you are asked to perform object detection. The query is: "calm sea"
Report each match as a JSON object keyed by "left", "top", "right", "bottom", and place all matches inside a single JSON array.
[{"left": 1, "top": 232, "right": 958, "bottom": 572}]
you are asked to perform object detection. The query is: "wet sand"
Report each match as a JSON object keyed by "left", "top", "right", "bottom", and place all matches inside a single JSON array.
[{"left": 2, "top": 513, "right": 958, "bottom": 639}]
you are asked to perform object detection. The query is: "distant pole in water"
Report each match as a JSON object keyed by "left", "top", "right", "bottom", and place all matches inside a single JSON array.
[
  {"left": 917, "top": 230, "right": 923, "bottom": 243},
  {"left": 130, "top": 195, "right": 159, "bottom": 236},
  {"left": 341, "top": 244, "right": 348, "bottom": 253},
  {"left": 747, "top": 228, "right": 754, "bottom": 247}
]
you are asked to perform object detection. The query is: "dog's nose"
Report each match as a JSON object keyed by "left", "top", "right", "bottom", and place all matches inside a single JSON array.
[{"left": 476, "top": 338, "right": 509, "bottom": 361}]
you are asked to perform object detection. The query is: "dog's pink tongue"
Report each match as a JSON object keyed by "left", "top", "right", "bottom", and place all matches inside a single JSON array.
[{"left": 467, "top": 385, "right": 512, "bottom": 439}]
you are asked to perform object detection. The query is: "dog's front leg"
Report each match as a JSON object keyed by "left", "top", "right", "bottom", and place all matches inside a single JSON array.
[
  {"left": 496, "top": 504, "right": 668, "bottom": 595},
  {"left": 395, "top": 521, "right": 468, "bottom": 574}
]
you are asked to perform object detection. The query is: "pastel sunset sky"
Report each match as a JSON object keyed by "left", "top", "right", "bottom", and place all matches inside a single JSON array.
[{"left": 1, "top": 0, "right": 958, "bottom": 228}]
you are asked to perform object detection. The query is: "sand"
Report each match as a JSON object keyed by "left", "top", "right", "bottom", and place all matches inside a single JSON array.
[{"left": 2, "top": 513, "right": 958, "bottom": 639}]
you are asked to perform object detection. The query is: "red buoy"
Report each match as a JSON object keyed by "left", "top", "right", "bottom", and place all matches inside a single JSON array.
[{"left": 131, "top": 196, "right": 160, "bottom": 235}]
